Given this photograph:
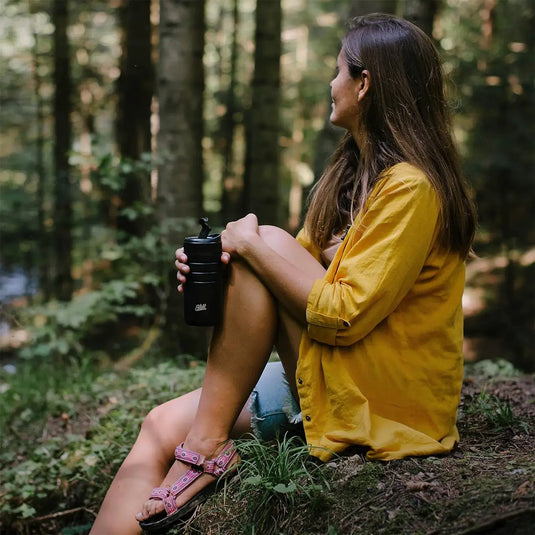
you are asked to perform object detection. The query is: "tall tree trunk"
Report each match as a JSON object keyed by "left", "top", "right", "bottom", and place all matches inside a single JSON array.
[
  {"left": 52, "top": 0, "right": 73, "bottom": 301},
  {"left": 116, "top": 0, "right": 154, "bottom": 237},
  {"left": 243, "top": 0, "right": 282, "bottom": 226},
  {"left": 401, "top": 0, "right": 438, "bottom": 37},
  {"left": 158, "top": 0, "right": 206, "bottom": 356},
  {"left": 220, "top": 0, "right": 241, "bottom": 224},
  {"left": 31, "top": 30, "right": 51, "bottom": 301}
]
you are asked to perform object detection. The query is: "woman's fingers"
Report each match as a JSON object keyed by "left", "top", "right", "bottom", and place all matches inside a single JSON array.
[
  {"left": 174, "top": 246, "right": 230, "bottom": 294},
  {"left": 175, "top": 247, "right": 189, "bottom": 293}
]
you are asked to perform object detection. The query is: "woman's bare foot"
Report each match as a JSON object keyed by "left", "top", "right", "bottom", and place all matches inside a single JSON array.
[{"left": 135, "top": 437, "right": 238, "bottom": 523}]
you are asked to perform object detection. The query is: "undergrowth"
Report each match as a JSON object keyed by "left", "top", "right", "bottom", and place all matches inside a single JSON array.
[{"left": 0, "top": 357, "right": 205, "bottom": 530}]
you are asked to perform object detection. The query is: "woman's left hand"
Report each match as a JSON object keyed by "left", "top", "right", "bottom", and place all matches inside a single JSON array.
[{"left": 221, "top": 213, "right": 261, "bottom": 258}]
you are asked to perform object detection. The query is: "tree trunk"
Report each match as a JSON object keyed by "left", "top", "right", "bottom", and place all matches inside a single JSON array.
[
  {"left": 158, "top": 0, "right": 207, "bottom": 357},
  {"left": 52, "top": 0, "right": 73, "bottom": 301},
  {"left": 220, "top": 0, "right": 241, "bottom": 224},
  {"left": 401, "top": 0, "right": 438, "bottom": 37},
  {"left": 31, "top": 30, "right": 51, "bottom": 302},
  {"left": 243, "top": 0, "right": 282, "bottom": 226},
  {"left": 116, "top": 0, "right": 154, "bottom": 237}
]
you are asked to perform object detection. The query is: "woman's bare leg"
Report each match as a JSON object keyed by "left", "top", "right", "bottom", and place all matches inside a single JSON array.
[
  {"left": 89, "top": 390, "right": 253, "bottom": 535},
  {"left": 90, "top": 226, "right": 324, "bottom": 534}
]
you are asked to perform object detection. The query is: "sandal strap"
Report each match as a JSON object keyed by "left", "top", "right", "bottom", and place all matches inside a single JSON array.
[
  {"left": 146, "top": 440, "right": 237, "bottom": 517},
  {"left": 165, "top": 467, "right": 203, "bottom": 514},
  {"left": 203, "top": 441, "right": 237, "bottom": 477},
  {"left": 149, "top": 487, "right": 170, "bottom": 501},
  {"left": 174, "top": 443, "right": 206, "bottom": 467}
]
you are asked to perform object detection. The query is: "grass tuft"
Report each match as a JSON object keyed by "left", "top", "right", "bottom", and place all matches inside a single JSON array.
[
  {"left": 230, "top": 433, "right": 329, "bottom": 534},
  {"left": 465, "top": 389, "right": 530, "bottom": 433}
]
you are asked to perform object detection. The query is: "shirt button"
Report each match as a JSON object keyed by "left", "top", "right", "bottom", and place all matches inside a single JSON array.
[
  {"left": 343, "top": 320, "right": 349, "bottom": 327},
  {"left": 298, "top": 378, "right": 303, "bottom": 385},
  {"left": 305, "top": 415, "right": 311, "bottom": 422}
]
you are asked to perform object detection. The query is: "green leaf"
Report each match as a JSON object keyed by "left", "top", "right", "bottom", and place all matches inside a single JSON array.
[
  {"left": 16, "top": 503, "right": 37, "bottom": 518},
  {"left": 272, "top": 482, "right": 297, "bottom": 494},
  {"left": 242, "top": 475, "right": 263, "bottom": 486}
]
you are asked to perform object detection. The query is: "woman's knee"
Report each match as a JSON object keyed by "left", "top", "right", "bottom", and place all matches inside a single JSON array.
[
  {"left": 259, "top": 225, "right": 324, "bottom": 277},
  {"left": 139, "top": 390, "right": 201, "bottom": 442},
  {"left": 139, "top": 403, "right": 166, "bottom": 438},
  {"left": 259, "top": 225, "right": 296, "bottom": 251},
  {"left": 258, "top": 225, "right": 294, "bottom": 244}
]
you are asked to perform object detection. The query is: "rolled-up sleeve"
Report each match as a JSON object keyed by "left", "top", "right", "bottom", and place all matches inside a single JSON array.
[{"left": 306, "top": 174, "right": 440, "bottom": 346}]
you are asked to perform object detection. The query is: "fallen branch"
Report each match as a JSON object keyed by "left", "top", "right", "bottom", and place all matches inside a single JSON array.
[{"left": 27, "top": 506, "right": 97, "bottom": 524}]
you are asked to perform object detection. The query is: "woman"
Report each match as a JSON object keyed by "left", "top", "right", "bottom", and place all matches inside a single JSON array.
[{"left": 90, "top": 13, "right": 476, "bottom": 534}]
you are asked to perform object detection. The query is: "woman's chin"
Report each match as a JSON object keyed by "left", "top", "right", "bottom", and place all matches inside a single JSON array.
[
  {"left": 329, "top": 111, "right": 338, "bottom": 126},
  {"left": 330, "top": 114, "right": 343, "bottom": 128}
]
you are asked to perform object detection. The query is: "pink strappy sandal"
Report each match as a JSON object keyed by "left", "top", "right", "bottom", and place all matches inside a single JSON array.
[{"left": 139, "top": 440, "right": 237, "bottom": 533}]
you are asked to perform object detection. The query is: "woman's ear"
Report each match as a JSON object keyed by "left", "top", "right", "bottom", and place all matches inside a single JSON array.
[{"left": 357, "top": 70, "right": 370, "bottom": 102}]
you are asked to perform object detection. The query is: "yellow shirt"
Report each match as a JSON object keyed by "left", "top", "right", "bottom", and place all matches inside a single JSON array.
[{"left": 296, "top": 162, "right": 465, "bottom": 461}]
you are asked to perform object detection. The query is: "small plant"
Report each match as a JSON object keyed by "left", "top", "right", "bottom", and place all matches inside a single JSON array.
[
  {"left": 467, "top": 389, "right": 530, "bottom": 433},
  {"left": 17, "top": 279, "right": 155, "bottom": 363},
  {"left": 230, "top": 434, "right": 329, "bottom": 534}
]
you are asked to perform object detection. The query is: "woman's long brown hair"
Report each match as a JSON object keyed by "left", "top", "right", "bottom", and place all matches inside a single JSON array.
[{"left": 304, "top": 14, "right": 476, "bottom": 259}]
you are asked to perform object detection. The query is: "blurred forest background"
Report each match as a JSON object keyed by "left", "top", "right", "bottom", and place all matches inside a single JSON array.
[{"left": 0, "top": 0, "right": 533, "bottom": 373}]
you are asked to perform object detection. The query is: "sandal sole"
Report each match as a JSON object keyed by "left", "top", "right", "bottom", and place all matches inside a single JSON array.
[{"left": 139, "top": 481, "right": 216, "bottom": 533}]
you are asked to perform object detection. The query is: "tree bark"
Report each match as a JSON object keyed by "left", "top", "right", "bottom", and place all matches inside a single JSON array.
[
  {"left": 220, "top": 0, "right": 241, "bottom": 224},
  {"left": 116, "top": 0, "right": 154, "bottom": 237},
  {"left": 52, "top": 0, "right": 73, "bottom": 301},
  {"left": 401, "top": 0, "right": 438, "bottom": 37},
  {"left": 158, "top": 0, "right": 207, "bottom": 356},
  {"left": 31, "top": 30, "right": 51, "bottom": 301},
  {"left": 243, "top": 0, "right": 282, "bottom": 226}
]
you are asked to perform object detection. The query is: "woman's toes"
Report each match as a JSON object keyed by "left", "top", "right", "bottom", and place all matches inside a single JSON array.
[
  {"left": 146, "top": 499, "right": 162, "bottom": 517},
  {"left": 136, "top": 498, "right": 160, "bottom": 521}
]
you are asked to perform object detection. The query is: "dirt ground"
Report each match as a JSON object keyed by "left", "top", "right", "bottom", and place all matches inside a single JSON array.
[{"left": 185, "top": 367, "right": 535, "bottom": 535}]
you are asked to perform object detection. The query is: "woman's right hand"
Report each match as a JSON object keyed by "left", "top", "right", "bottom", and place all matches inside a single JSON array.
[{"left": 174, "top": 247, "right": 231, "bottom": 293}]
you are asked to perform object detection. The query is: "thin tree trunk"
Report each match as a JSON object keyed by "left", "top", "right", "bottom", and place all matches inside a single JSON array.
[
  {"left": 243, "top": 0, "right": 282, "bottom": 226},
  {"left": 221, "top": 0, "right": 241, "bottom": 223},
  {"left": 31, "top": 30, "right": 51, "bottom": 301},
  {"left": 52, "top": 0, "right": 73, "bottom": 301}
]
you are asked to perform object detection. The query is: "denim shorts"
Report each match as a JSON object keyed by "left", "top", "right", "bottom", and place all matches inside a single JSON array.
[{"left": 249, "top": 361, "right": 304, "bottom": 441}]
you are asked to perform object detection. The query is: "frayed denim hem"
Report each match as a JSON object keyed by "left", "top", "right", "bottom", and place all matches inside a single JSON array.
[{"left": 248, "top": 361, "right": 304, "bottom": 442}]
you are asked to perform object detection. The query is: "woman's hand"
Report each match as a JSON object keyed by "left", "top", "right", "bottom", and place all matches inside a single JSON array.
[
  {"left": 174, "top": 247, "right": 231, "bottom": 293},
  {"left": 221, "top": 213, "right": 261, "bottom": 258}
]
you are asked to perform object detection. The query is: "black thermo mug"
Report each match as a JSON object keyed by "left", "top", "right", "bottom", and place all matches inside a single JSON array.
[{"left": 183, "top": 218, "right": 223, "bottom": 326}]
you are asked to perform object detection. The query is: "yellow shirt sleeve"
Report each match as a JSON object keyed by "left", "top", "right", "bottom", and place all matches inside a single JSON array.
[{"left": 306, "top": 170, "right": 440, "bottom": 346}]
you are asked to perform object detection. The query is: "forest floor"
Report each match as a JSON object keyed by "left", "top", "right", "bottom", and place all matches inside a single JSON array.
[
  {"left": 175, "top": 364, "right": 535, "bottom": 535},
  {"left": 5, "top": 361, "right": 531, "bottom": 535}
]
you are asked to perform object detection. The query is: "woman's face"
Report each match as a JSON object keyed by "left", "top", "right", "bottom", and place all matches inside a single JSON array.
[{"left": 329, "top": 50, "right": 363, "bottom": 132}]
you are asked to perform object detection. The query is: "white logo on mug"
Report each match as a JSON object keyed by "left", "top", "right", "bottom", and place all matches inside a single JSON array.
[{"left": 195, "top": 303, "right": 207, "bottom": 312}]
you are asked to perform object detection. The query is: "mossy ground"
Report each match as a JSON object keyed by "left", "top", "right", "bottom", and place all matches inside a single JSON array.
[
  {"left": 1, "top": 361, "right": 533, "bottom": 535},
  {"left": 165, "top": 366, "right": 535, "bottom": 535}
]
